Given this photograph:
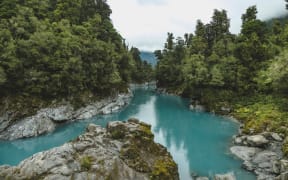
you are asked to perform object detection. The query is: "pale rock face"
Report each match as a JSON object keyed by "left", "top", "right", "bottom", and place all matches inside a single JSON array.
[
  {"left": 246, "top": 135, "right": 269, "bottom": 147},
  {"left": 45, "top": 105, "right": 74, "bottom": 122},
  {"left": 0, "top": 114, "right": 56, "bottom": 140},
  {"left": 271, "top": 133, "right": 283, "bottom": 142},
  {"left": 230, "top": 146, "right": 262, "bottom": 161},
  {"left": 0, "top": 120, "right": 179, "bottom": 180},
  {"left": 280, "top": 159, "right": 288, "bottom": 172},
  {"left": 0, "top": 92, "right": 132, "bottom": 140}
]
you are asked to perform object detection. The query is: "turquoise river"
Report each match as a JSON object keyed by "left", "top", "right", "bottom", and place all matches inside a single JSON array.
[{"left": 0, "top": 88, "right": 256, "bottom": 179}]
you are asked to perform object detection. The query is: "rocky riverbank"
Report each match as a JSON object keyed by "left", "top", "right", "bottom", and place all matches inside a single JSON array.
[
  {"left": 230, "top": 130, "right": 288, "bottom": 180},
  {"left": 0, "top": 91, "right": 132, "bottom": 140},
  {"left": 0, "top": 119, "right": 179, "bottom": 180}
]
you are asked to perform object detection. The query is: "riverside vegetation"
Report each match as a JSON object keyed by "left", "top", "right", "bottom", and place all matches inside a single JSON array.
[
  {"left": 155, "top": 5, "right": 288, "bottom": 159},
  {"left": 0, "top": 0, "right": 154, "bottom": 131},
  {"left": 1, "top": 0, "right": 288, "bottom": 179}
]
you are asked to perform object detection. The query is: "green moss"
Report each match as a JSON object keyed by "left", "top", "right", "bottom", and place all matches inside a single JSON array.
[
  {"left": 108, "top": 123, "right": 127, "bottom": 140},
  {"left": 232, "top": 96, "right": 288, "bottom": 134},
  {"left": 128, "top": 123, "right": 154, "bottom": 141},
  {"left": 120, "top": 145, "right": 140, "bottom": 159},
  {"left": 150, "top": 158, "right": 178, "bottom": 180},
  {"left": 80, "top": 156, "right": 92, "bottom": 170},
  {"left": 139, "top": 124, "right": 154, "bottom": 139},
  {"left": 283, "top": 143, "right": 288, "bottom": 157},
  {"left": 4, "top": 176, "right": 12, "bottom": 180},
  {"left": 110, "top": 129, "right": 126, "bottom": 139},
  {"left": 98, "top": 159, "right": 105, "bottom": 166},
  {"left": 120, "top": 145, "right": 151, "bottom": 173},
  {"left": 117, "top": 121, "right": 178, "bottom": 177}
]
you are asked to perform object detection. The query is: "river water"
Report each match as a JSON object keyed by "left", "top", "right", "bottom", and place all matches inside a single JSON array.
[{"left": 0, "top": 88, "right": 255, "bottom": 179}]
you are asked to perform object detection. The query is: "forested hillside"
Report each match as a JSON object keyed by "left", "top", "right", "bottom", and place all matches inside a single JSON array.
[
  {"left": 156, "top": 6, "right": 288, "bottom": 95},
  {"left": 0, "top": 0, "right": 153, "bottom": 107},
  {"left": 155, "top": 6, "right": 288, "bottom": 155}
]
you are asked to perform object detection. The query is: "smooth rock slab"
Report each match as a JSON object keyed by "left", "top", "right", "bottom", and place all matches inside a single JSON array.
[
  {"left": 230, "top": 146, "right": 262, "bottom": 161},
  {"left": 246, "top": 135, "right": 269, "bottom": 147}
]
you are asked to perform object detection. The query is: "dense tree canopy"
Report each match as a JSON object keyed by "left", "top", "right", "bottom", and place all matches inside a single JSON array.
[
  {"left": 155, "top": 6, "right": 287, "bottom": 97},
  {"left": 0, "top": 0, "right": 153, "bottom": 102}
]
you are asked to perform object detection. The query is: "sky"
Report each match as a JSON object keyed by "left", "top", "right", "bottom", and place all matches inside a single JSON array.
[{"left": 108, "top": 0, "right": 287, "bottom": 51}]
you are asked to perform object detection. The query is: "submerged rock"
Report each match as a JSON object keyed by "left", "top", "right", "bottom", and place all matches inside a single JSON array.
[
  {"left": 0, "top": 119, "right": 179, "bottom": 180},
  {"left": 214, "top": 172, "right": 236, "bottom": 180},
  {"left": 189, "top": 104, "right": 206, "bottom": 112},
  {"left": 189, "top": 99, "right": 206, "bottom": 112},
  {"left": 196, "top": 177, "right": 209, "bottom": 180}
]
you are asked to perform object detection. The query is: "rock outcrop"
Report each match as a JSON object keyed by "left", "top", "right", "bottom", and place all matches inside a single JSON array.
[
  {"left": 0, "top": 119, "right": 179, "bottom": 180},
  {"left": 231, "top": 132, "right": 288, "bottom": 180},
  {"left": 0, "top": 92, "right": 132, "bottom": 140}
]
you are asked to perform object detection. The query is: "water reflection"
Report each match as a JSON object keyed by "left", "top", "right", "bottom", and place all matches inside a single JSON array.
[
  {"left": 0, "top": 88, "right": 255, "bottom": 180},
  {"left": 141, "top": 91, "right": 255, "bottom": 180}
]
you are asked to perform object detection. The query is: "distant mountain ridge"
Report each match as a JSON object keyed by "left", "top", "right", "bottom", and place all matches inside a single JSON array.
[{"left": 140, "top": 51, "right": 157, "bottom": 66}]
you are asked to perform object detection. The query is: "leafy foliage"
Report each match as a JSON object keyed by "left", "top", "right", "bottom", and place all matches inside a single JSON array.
[
  {"left": 155, "top": 5, "right": 288, "bottom": 156},
  {"left": 0, "top": 0, "right": 152, "bottom": 106},
  {"left": 155, "top": 6, "right": 285, "bottom": 96}
]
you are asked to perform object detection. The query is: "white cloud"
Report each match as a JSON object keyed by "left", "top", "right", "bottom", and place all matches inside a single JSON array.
[
  {"left": 108, "top": 0, "right": 287, "bottom": 51},
  {"left": 136, "top": 0, "right": 168, "bottom": 6}
]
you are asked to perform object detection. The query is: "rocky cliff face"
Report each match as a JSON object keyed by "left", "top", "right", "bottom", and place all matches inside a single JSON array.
[
  {"left": 0, "top": 119, "right": 179, "bottom": 180},
  {"left": 0, "top": 92, "right": 132, "bottom": 140}
]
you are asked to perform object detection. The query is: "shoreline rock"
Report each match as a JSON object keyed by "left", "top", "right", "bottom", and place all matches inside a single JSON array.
[
  {"left": 189, "top": 100, "right": 206, "bottom": 112},
  {"left": 214, "top": 172, "right": 236, "bottom": 180},
  {"left": 0, "top": 91, "right": 132, "bottom": 140},
  {"left": 0, "top": 120, "right": 179, "bottom": 180},
  {"left": 230, "top": 132, "right": 288, "bottom": 180}
]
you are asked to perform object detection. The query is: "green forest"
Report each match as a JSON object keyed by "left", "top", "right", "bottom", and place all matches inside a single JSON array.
[
  {"left": 155, "top": 6, "right": 288, "bottom": 154},
  {"left": 0, "top": 0, "right": 288, "bottom": 155},
  {"left": 0, "top": 0, "right": 153, "bottom": 108}
]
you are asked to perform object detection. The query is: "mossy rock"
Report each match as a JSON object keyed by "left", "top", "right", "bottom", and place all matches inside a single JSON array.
[
  {"left": 139, "top": 124, "right": 154, "bottom": 139},
  {"left": 130, "top": 123, "right": 154, "bottom": 142},
  {"left": 150, "top": 158, "right": 178, "bottom": 180},
  {"left": 108, "top": 123, "right": 127, "bottom": 140},
  {"left": 80, "top": 156, "right": 92, "bottom": 170},
  {"left": 110, "top": 129, "right": 126, "bottom": 139},
  {"left": 120, "top": 145, "right": 151, "bottom": 173},
  {"left": 283, "top": 137, "right": 288, "bottom": 157}
]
